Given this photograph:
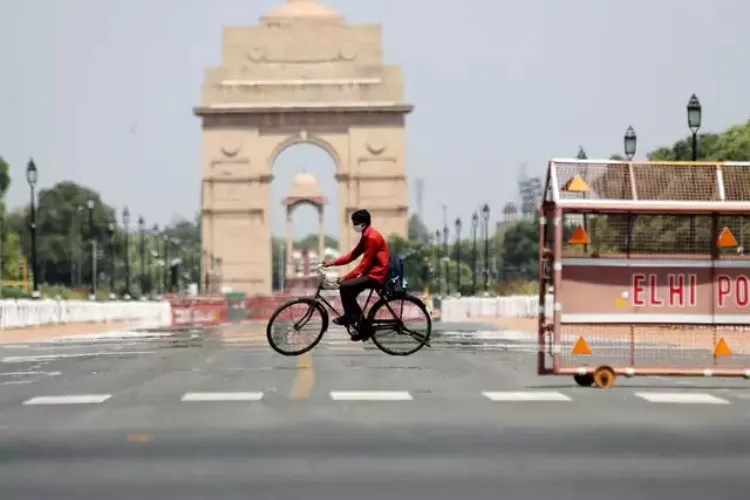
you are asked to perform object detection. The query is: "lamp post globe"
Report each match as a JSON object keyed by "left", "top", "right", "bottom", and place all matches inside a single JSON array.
[
  {"left": 687, "top": 94, "right": 702, "bottom": 132},
  {"left": 624, "top": 126, "right": 637, "bottom": 160},
  {"left": 26, "top": 159, "right": 38, "bottom": 187}
]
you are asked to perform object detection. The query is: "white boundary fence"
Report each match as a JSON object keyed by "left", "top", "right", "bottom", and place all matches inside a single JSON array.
[
  {"left": 0, "top": 299, "right": 172, "bottom": 330},
  {"left": 440, "top": 295, "right": 553, "bottom": 322}
]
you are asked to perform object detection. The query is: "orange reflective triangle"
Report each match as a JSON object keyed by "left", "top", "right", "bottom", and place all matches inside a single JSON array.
[
  {"left": 718, "top": 227, "right": 738, "bottom": 248},
  {"left": 713, "top": 337, "right": 732, "bottom": 357},
  {"left": 562, "top": 175, "right": 590, "bottom": 193},
  {"left": 571, "top": 336, "right": 592, "bottom": 355},
  {"left": 568, "top": 225, "right": 590, "bottom": 245}
]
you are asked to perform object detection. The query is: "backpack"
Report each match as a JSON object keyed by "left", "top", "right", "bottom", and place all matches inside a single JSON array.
[{"left": 385, "top": 254, "right": 407, "bottom": 296}]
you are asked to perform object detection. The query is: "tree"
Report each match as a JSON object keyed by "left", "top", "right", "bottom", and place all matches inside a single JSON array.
[
  {"left": 594, "top": 120, "right": 750, "bottom": 256},
  {"left": 6, "top": 182, "right": 115, "bottom": 287},
  {"left": 499, "top": 219, "right": 538, "bottom": 281},
  {"left": 407, "top": 214, "right": 431, "bottom": 243},
  {"left": 0, "top": 156, "right": 23, "bottom": 283}
]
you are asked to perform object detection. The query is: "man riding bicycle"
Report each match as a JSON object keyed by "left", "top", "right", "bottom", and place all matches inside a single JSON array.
[{"left": 322, "top": 209, "right": 390, "bottom": 341}]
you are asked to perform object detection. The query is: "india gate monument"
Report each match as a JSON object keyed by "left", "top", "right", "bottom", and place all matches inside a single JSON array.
[{"left": 195, "top": 0, "right": 412, "bottom": 295}]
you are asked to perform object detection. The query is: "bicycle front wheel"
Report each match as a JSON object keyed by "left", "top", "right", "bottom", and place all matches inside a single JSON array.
[
  {"left": 266, "top": 298, "right": 328, "bottom": 356},
  {"left": 367, "top": 294, "right": 432, "bottom": 356}
]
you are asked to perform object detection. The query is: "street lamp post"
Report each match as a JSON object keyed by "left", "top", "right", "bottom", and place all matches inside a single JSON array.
[
  {"left": 454, "top": 217, "right": 462, "bottom": 295},
  {"left": 122, "top": 207, "right": 131, "bottom": 299},
  {"left": 163, "top": 233, "right": 170, "bottom": 293},
  {"left": 442, "top": 225, "right": 450, "bottom": 296},
  {"left": 687, "top": 94, "right": 702, "bottom": 253},
  {"left": 172, "top": 238, "right": 182, "bottom": 293},
  {"left": 86, "top": 199, "right": 96, "bottom": 300},
  {"left": 138, "top": 216, "right": 145, "bottom": 297},
  {"left": 687, "top": 94, "right": 702, "bottom": 161},
  {"left": 481, "top": 204, "right": 490, "bottom": 291},
  {"left": 152, "top": 224, "right": 159, "bottom": 294},
  {"left": 107, "top": 219, "right": 116, "bottom": 299},
  {"left": 434, "top": 229, "right": 442, "bottom": 295},
  {"left": 26, "top": 160, "right": 39, "bottom": 298},
  {"left": 471, "top": 211, "right": 478, "bottom": 296},
  {"left": 623, "top": 127, "right": 638, "bottom": 253}
]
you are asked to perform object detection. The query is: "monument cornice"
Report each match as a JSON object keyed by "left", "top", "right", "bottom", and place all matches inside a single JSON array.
[{"left": 193, "top": 102, "right": 413, "bottom": 116}]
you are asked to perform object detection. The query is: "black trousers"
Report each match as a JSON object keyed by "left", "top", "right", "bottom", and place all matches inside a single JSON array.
[{"left": 339, "top": 276, "right": 379, "bottom": 321}]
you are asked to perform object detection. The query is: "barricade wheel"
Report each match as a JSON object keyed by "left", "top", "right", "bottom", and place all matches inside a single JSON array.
[
  {"left": 593, "top": 366, "right": 616, "bottom": 389},
  {"left": 573, "top": 374, "right": 594, "bottom": 387}
]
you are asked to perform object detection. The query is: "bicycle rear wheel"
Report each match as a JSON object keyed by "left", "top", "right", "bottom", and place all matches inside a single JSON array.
[
  {"left": 266, "top": 298, "right": 328, "bottom": 356},
  {"left": 367, "top": 294, "right": 431, "bottom": 356}
]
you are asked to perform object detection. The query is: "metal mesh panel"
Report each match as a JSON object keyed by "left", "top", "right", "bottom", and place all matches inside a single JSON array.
[
  {"left": 717, "top": 215, "right": 750, "bottom": 256},
  {"left": 555, "top": 162, "right": 631, "bottom": 201},
  {"left": 562, "top": 213, "right": 716, "bottom": 256},
  {"left": 556, "top": 324, "right": 750, "bottom": 369},
  {"left": 722, "top": 165, "right": 750, "bottom": 201},
  {"left": 631, "top": 164, "right": 718, "bottom": 201},
  {"left": 551, "top": 160, "right": 750, "bottom": 203}
]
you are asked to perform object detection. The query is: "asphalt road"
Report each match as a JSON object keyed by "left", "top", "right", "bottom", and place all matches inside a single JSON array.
[{"left": 2, "top": 324, "right": 750, "bottom": 499}]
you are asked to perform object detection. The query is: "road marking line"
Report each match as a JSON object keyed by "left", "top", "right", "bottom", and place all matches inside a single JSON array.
[
  {"left": 634, "top": 392, "right": 730, "bottom": 404},
  {"left": 289, "top": 351, "right": 315, "bottom": 400},
  {"left": 126, "top": 433, "right": 154, "bottom": 443},
  {"left": 482, "top": 391, "right": 573, "bottom": 402},
  {"left": 180, "top": 392, "right": 264, "bottom": 402},
  {"left": 23, "top": 394, "right": 112, "bottom": 405},
  {"left": 329, "top": 391, "right": 413, "bottom": 401},
  {"left": 2, "top": 351, "right": 155, "bottom": 363},
  {"left": 0, "top": 371, "right": 61, "bottom": 377}
]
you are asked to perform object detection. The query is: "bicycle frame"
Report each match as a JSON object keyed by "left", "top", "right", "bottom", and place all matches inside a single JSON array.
[{"left": 293, "top": 271, "right": 409, "bottom": 334}]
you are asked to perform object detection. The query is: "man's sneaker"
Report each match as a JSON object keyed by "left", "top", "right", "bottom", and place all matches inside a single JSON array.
[
  {"left": 349, "top": 319, "right": 372, "bottom": 342},
  {"left": 332, "top": 316, "right": 350, "bottom": 326}
]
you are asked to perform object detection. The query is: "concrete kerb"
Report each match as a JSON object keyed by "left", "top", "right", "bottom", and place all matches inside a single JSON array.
[{"left": 0, "top": 322, "right": 135, "bottom": 345}]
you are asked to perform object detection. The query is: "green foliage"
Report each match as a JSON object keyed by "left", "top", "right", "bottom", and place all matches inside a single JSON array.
[
  {"left": 407, "top": 214, "right": 431, "bottom": 243},
  {"left": 0, "top": 156, "right": 10, "bottom": 197}
]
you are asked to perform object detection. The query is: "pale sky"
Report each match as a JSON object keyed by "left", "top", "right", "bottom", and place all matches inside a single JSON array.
[{"left": 2, "top": 0, "right": 749, "bottom": 238}]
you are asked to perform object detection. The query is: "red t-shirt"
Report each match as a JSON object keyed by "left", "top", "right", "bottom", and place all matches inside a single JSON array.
[{"left": 333, "top": 226, "right": 390, "bottom": 282}]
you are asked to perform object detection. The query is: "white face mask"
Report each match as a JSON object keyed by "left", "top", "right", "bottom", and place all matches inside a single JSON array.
[{"left": 353, "top": 223, "right": 365, "bottom": 233}]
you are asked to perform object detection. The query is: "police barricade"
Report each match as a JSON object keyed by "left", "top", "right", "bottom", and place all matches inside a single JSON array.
[
  {"left": 167, "top": 295, "right": 227, "bottom": 326},
  {"left": 538, "top": 158, "right": 750, "bottom": 388}
]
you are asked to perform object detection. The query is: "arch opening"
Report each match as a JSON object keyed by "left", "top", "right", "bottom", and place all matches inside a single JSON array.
[{"left": 270, "top": 142, "right": 339, "bottom": 292}]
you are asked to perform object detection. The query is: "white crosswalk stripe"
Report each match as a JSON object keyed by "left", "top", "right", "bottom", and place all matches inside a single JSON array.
[
  {"left": 482, "top": 391, "right": 572, "bottom": 402},
  {"left": 634, "top": 392, "right": 731, "bottom": 404},
  {"left": 23, "top": 394, "right": 112, "bottom": 405}
]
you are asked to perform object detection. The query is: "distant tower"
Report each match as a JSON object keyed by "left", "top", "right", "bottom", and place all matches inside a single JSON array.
[
  {"left": 415, "top": 178, "right": 424, "bottom": 219},
  {"left": 503, "top": 202, "right": 519, "bottom": 222}
]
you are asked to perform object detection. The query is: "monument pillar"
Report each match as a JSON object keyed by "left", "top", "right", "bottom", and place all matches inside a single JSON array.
[
  {"left": 318, "top": 207, "right": 325, "bottom": 264},
  {"left": 285, "top": 209, "right": 293, "bottom": 277}
]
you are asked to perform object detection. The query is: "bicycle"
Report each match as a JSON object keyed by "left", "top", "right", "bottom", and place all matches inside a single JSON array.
[{"left": 266, "top": 266, "right": 432, "bottom": 356}]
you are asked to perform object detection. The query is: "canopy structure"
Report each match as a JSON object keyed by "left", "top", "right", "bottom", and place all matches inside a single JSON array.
[{"left": 544, "top": 159, "right": 750, "bottom": 213}]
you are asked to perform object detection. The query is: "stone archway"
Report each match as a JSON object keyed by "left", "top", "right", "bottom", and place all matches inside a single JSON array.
[{"left": 195, "top": 0, "right": 412, "bottom": 295}]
